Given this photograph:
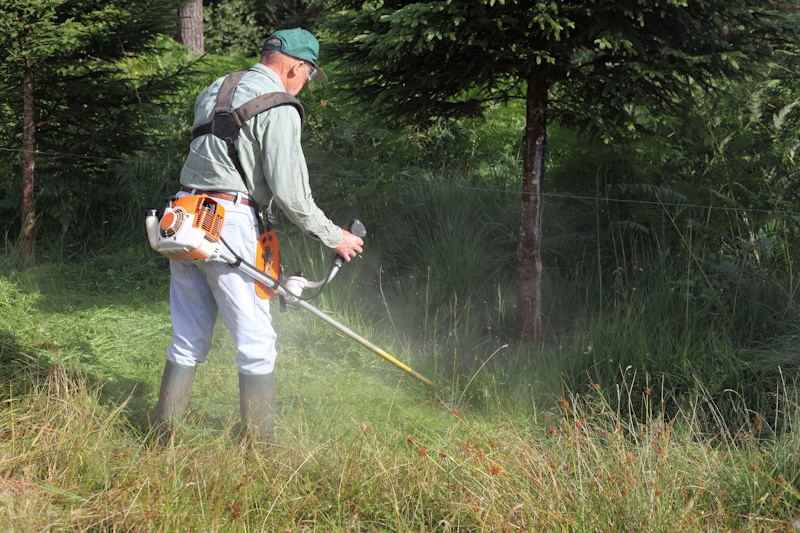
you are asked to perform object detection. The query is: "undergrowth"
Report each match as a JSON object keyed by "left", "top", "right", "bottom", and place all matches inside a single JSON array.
[
  {"left": 0, "top": 357, "right": 797, "bottom": 531},
  {"left": 2, "top": 231, "right": 800, "bottom": 530}
]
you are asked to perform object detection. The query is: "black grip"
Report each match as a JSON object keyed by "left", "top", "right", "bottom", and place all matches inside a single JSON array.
[
  {"left": 348, "top": 219, "right": 367, "bottom": 239},
  {"left": 333, "top": 219, "right": 367, "bottom": 268}
]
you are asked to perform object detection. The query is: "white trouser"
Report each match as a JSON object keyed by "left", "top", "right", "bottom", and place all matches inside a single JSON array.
[{"left": 166, "top": 190, "right": 277, "bottom": 375}]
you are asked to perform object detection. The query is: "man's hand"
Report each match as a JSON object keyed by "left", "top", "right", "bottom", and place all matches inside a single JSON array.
[{"left": 334, "top": 229, "right": 364, "bottom": 262}]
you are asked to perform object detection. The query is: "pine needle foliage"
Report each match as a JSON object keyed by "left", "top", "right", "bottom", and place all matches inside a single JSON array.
[
  {"left": 316, "top": 0, "right": 799, "bottom": 134},
  {"left": 0, "top": 0, "right": 194, "bottom": 239}
]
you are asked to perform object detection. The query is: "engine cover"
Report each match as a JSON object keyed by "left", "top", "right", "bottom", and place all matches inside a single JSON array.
[{"left": 148, "top": 195, "right": 225, "bottom": 261}]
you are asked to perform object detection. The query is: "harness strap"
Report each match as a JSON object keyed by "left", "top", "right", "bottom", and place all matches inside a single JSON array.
[
  {"left": 190, "top": 71, "right": 306, "bottom": 231},
  {"left": 191, "top": 72, "right": 306, "bottom": 142},
  {"left": 234, "top": 92, "right": 306, "bottom": 125},
  {"left": 215, "top": 71, "right": 247, "bottom": 115}
]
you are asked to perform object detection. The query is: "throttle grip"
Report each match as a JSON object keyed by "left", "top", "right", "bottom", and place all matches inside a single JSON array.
[
  {"left": 348, "top": 219, "right": 367, "bottom": 239},
  {"left": 334, "top": 219, "right": 367, "bottom": 267}
]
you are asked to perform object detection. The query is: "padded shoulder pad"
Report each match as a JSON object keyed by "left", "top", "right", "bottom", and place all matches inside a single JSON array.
[{"left": 234, "top": 93, "right": 305, "bottom": 127}]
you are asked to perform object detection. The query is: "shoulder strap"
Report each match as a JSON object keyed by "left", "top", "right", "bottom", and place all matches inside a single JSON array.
[
  {"left": 190, "top": 71, "right": 306, "bottom": 230},
  {"left": 215, "top": 71, "right": 247, "bottom": 116},
  {"left": 192, "top": 72, "right": 306, "bottom": 228},
  {"left": 191, "top": 72, "right": 306, "bottom": 141},
  {"left": 190, "top": 71, "right": 248, "bottom": 140},
  {"left": 233, "top": 92, "right": 305, "bottom": 128}
]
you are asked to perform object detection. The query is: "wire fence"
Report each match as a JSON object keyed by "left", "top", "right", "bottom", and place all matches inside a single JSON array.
[{"left": 3, "top": 146, "right": 800, "bottom": 217}]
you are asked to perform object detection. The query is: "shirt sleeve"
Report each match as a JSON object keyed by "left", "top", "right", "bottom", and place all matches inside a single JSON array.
[{"left": 257, "top": 105, "right": 343, "bottom": 249}]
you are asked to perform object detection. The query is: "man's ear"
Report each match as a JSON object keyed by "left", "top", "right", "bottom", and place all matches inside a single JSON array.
[{"left": 290, "top": 60, "right": 305, "bottom": 76}]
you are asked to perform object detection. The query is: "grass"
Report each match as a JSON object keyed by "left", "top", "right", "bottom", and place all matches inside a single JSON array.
[
  {"left": 2, "top": 71, "right": 800, "bottom": 529},
  {"left": 1, "top": 230, "right": 799, "bottom": 530},
  {"left": 1, "top": 356, "right": 798, "bottom": 531}
]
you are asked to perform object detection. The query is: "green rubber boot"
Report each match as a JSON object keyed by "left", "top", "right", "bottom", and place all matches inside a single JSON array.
[
  {"left": 239, "top": 372, "right": 275, "bottom": 442},
  {"left": 151, "top": 360, "right": 196, "bottom": 445}
]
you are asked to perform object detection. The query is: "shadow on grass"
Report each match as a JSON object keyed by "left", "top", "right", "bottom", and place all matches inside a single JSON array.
[{"left": 0, "top": 326, "right": 163, "bottom": 437}]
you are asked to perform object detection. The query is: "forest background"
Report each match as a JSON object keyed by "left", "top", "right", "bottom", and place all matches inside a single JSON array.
[{"left": 1, "top": 0, "right": 800, "bottom": 530}]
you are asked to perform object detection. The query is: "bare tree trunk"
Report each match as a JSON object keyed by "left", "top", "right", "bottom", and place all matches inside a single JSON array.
[
  {"left": 178, "top": 0, "right": 204, "bottom": 56},
  {"left": 513, "top": 76, "right": 547, "bottom": 343},
  {"left": 21, "top": 68, "right": 35, "bottom": 263}
]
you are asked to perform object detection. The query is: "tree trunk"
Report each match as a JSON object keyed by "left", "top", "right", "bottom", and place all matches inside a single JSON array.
[
  {"left": 513, "top": 76, "right": 547, "bottom": 343},
  {"left": 21, "top": 68, "right": 36, "bottom": 263},
  {"left": 178, "top": 0, "right": 204, "bottom": 56}
]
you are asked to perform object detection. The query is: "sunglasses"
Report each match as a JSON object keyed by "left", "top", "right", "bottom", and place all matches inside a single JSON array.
[{"left": 305, "top": 62, "right": 318, "bottom": 82}]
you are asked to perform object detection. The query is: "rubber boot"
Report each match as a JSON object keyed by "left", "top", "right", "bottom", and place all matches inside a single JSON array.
[
  {"left": 239, "top": 372, "right": 275, "bottom": 442},
  {"left": 151, "top": 360, "right": 196, "bottom": 446}
]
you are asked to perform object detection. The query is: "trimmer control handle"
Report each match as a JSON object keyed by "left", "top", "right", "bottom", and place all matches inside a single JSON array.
[
  {"left": 349, "top": 219, "right": 367, "bottom": 239},
  {"left": 334, "top": 219, "right": 367, "bottom": 268},
  {"left": 303, "top": 220, "right": 367, "bottom": 291}
]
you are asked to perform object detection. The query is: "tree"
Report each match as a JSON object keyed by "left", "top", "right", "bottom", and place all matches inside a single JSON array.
[
  {"left": 0, "top": 0, "right": 189, "bottom": 257},
  {"left": 204, "top": 0, "right": 262, "bottom": 54},
  {"left": 178, "top": 0, "right": 204, "bottom": 55},
  {"left": 0, "top": 0, "right": 66, "bottom": 261},
  {"left": 319, "top": 0, "right": 800, "bottom": 342}
]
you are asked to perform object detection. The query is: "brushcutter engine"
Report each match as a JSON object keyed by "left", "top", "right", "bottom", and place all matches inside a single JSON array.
[
  {"left": 146, "top": 195, "right": 225, "bottom": 262},
  {"left": 145, "top": 195, "right": 367, "bottom": 301}
]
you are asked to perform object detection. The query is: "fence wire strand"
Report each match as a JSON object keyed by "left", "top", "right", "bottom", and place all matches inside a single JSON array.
[{"left": 3, "top": 146, "right": 800, "bottom": 217}]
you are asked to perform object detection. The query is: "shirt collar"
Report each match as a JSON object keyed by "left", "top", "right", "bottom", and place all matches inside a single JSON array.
[{"left": 249, "top": 63, "right": 286, "bottom": 91}]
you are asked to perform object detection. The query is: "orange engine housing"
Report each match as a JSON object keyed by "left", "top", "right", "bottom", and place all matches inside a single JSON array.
[
  {"left": 163, "top": 195, "right": 224, "bottom": 239},
  {"left": 255, "top": 231, "right": 280, "bottom": 299},
  {"left": 152, "top": 195, "right": 226, "bottom": 261}
]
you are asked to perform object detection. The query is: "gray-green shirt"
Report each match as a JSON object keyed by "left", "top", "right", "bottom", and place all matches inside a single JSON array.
[{"left": 180, "top": 63, "right": 342, "bottom": 248}]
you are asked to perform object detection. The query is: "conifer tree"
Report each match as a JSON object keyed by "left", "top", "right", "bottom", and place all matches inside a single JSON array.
[
  {"left": 0, "top": 0, "right": 188, "bottom": 259},
  {"left": 320, "top": 0, "right": 800, "bottom": 342},
  {"left": 178, "top": 0, "right": 204, "bottom": 55}
]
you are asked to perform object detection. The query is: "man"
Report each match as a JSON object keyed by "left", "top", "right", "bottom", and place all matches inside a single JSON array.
[{"left": 151, "top": 28, "right": 363, "bottom": 442}]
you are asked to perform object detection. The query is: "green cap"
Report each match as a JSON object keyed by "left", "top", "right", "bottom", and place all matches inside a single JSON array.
[{"left": 262, "top": 28, "right": 328, "bottom": 83}]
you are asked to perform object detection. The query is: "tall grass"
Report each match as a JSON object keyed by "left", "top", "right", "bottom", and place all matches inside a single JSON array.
[
  {"left": 558, "top": 238, "right": 795, "bottom": 399},
  {"left": 1, "top": 354, "right": 797, "bottom": 531}
]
